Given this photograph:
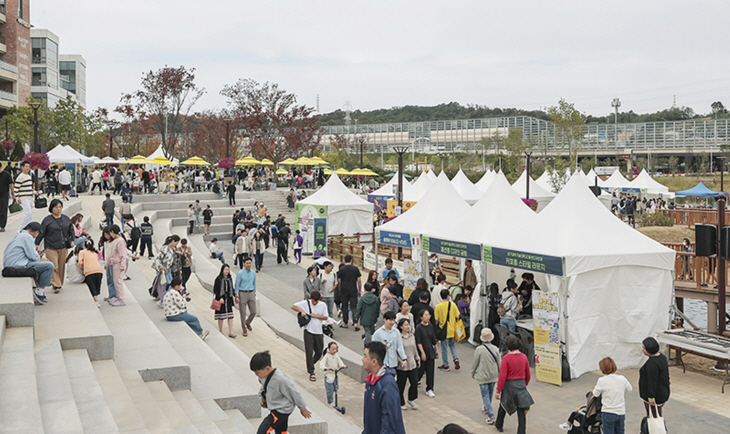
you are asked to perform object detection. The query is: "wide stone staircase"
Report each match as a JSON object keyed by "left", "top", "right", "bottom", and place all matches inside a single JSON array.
[{"left": 0, "top": 190, "right": 359, "bottom": 433}]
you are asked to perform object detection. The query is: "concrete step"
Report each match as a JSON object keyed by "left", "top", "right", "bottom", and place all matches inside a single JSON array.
[
  {"left": 92, "top": 359, "right": 149, "bottom": 432},
  {"left": 97, "top": 265, "right": 190, "bottom": 391},
  {"left": 222, "top": 409, "right": 256, "bottom": 434},
  {"left": 140, "top": 199, "right": 255, "bottom": 211},
  {"left": 0, "top": 275, "right": 35, "bottom": 328},
  {"left": 0, "top": 316, "right": 5, "bottom": 355},
  {"left": 62, "top": 349, "right": 119, "bottom": 434},
  {"left": 34, "top": 279, "right": 114, "bottom": 361},
  {"left": 145, "top": 380, "right": 197, "bottom": 432},
  {"left": 0, "top": 327, "right": 44, "bottom": 434},
  {"left": 172, "top": 389, "right": 224, "bottom": 434},
  {"left": 132, "top": 192, "right": 236, "bottom": 203},
  {"left": 119, "top": 369, "right": 178, "bottom": 433},
  {"left": 35, "top": 339, "right": 85, "bottom": 434},
  {"left": 126, "top": 273, "right": 260, "bottom": 419}
]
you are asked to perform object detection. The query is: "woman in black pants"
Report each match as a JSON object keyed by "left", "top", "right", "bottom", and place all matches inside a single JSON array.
[
  {"left": 397, "top": 318, "right": 420, "bottom": 409},
  {"left": 177, "top": 238, "right": 193, "bottom": 287},
  {"left": 415, "top": 309, "right": 439, "bottom": 398}
]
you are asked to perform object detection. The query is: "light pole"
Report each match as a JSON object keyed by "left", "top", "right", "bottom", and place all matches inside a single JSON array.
[
  {"left": 28, "top": 100, "right": 42, "bottom": 190},
  {"left": 611, "top": 98, "right": 621, "bottom": 124},
  {"left": 106, "top": 119, "right": 119, "bottom": 158},
  {"left": 224, "top": 118, "right": 233, "bottom": 158},
  {"left": 393, "top": 145, "right": 409, "bottom": 258},
  {"left": 524, "top": 151, "right": 533, "bottom": 200}
]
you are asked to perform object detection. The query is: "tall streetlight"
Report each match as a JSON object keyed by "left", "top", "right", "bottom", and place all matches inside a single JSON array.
[
  {"left": 524, "top": 151, "right": 533, "bottom": 200},
  {"left": 611, "top": 98, "right": 621, "bottom": 124},
  {"left": 393, "top": 145, "right": 409, "bottom": 258},
  {"left": 106, "top": 119, "right": 120, "bottom": 158},
  {"left": 28, "top": 100, "right": 42, "bottom": 190},
  {"left": 224, "top": 118, "right": 233, "bottom": 158}
]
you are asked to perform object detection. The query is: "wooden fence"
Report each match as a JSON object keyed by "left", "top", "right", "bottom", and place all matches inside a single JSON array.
[
  {"left": 659, "top": 209, "right": 730, "bottom": 228},
  {"left": 664, "top": 241, "right": 724, "bottom": 290}
]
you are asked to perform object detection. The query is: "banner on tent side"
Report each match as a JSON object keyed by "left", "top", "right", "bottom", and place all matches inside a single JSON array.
[
  {"left": 295, "top": 204, "right": 328, "bottom": 253},
  {"left": 313, "top": 218, "right": 327, "bottom": 258},
  {"left": 601, "top": 187, "right": 645, "bottom": 194},
  {"left": 403, "top": 258, "right": 421, "bottom": 301},
  {"left": 378, "top": 230, "right": 420, "bottom": 248},
  {"left": 386, "top": 199, "right": 417, "bottom": 217},
  {"left": 482, "top": 246, "right": 563, "bottom": 276},
  {"left": 422, "top": 236, "right": 481, "bottom": 260},
  {"left": 533, "top": 290, "right": 561, "bottom": 386},
  {"left": 364, "top": 251, "right": 377, "bottom": 270},
  {"left": 367, "top": 195, "right": 391, "bottom": 215}
]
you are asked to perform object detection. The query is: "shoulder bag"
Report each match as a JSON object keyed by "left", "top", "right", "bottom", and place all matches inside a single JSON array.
[
  {"left": 297, "top": 299, "right": 312, "bottom": 327},
  {"left": 436, "top": 301, "right": 452, "bottom": 341},
  {"left": 9, "top": 200, "right": 22, "bottom": 214}
]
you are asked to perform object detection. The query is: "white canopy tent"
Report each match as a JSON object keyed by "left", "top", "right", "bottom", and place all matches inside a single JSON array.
[
  {"left": 47, "top": 145, "right": 95, "bottom": 165},
  {"left": 371, "top": 170, "right": 412, "bottom": 197},
  {"left": 94, "top": 156, "right": 127, "bottom": 165},
  {"left": 297, "top": 172, "right": 372, "bottom": 236},
  {"left": 147, "top": 145, "right": 180, "bottom": 164},
  {"left": 585, "top": 169, "right": 603, "bottom": 187},
  {"left": 535, "top": 170, "right": 553, "bottom": 192},
  {"left": 511, "top": 171, "right": 556, "bottom": 212},
  {"left": 475, "top": 170, "right": 495, "bottom": 192},
  {"left": 487, "top": 176, "right": 675, "bottom": 377},
  {"left": 601, "top": 170, "right": 632, "bottom": 190},
  {"left": 425, "top": 169, "right": 437, "bottom": 183},
  {"left": 403, "top": 170, "right": 435, "bottom": 202},
  {"left": 450, "top": 169, "right": 482, "bottom": 204},
  {"left": 630, "top": 169, "right": 672, "bottom": 197}
]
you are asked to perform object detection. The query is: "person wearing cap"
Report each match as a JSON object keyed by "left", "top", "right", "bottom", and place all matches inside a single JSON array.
[
  {"left": 639, "top": 337, "right": 670, "bottom": 418},
  {"left": 2, "top": 222, "right": 54, "bottom": 305},
  {"left": 471, "top": 328, "right": 501, "bottom": 425}
]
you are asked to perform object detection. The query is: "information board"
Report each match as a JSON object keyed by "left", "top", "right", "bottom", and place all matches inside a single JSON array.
[
  {"left": 423, "top": 236, "right": 481, "bottom": 260},
  {"left": 533, "top": 290, "right": 561, "bottom": 386},
  {"left": 402, "top": 258, "right": 421, "bottom": 301},
  {"left": 483, "top": 246, "right": 563, "bottom": 276}
]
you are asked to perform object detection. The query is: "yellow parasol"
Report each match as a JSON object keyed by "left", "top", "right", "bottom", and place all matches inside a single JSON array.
[
  {"left": 323, "top": 169, "right": 332, "bottom": 175},
  {"left": 280, "top": 158, "right": 297, "bottom": 165},
  {"left": 236, "top": 156, "right": 261, "bottom": 166},
  {"left": 308, "top": 156, "right": 328, "bottom": 166},
  {"left": 276, "top": 168, "right": 288, "bottom": 175},
  {"left": 358, "top": 168, "right": 378, "bottom": 176},
  {"left": 125, "top": 155, "right": 150, "bottom": 164},
  {"left": 180, "top": 156, "right": 210, "bottom": 166},
  {"left": 294, "top": 157, "right": 315, "bottom": 165},
  {"left": 335, "top": 168, "right": 350, "bottom": 175},
  {"left": 149, "top": 156, "right": 175, "bottom": 165},
  {"left": 260, "top": 158, "right": 275, "bottom": 166}
]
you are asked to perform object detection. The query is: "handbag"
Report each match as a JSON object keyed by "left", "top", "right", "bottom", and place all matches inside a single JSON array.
[
  {"left": 645, "top": 405, "right": 666, "bottom": 434},
  {"left": 436, "top": 301, "right": 452, "bottom": 341},
  {"left": 454, "top": 318, "right": 467, "bottom": 343},
  {"left": 211, "top": 298, "right": 223, "bottom": 310},
  {"left": 297, "top": 299, "right": 312, "bottom": 327},
  {"left": 9, "top": 200, "right": 22, "bottom": 214},
  {"left": 35, "top": 196, "right": 47, "bottom": 209}
]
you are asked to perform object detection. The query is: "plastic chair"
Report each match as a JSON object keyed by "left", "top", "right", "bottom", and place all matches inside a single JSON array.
[
  {"left": 494, "top": 323, "right": 511, "bottom": 350},
  {"left": 518, "top": 328, "right": 535, "bottom": 367}
]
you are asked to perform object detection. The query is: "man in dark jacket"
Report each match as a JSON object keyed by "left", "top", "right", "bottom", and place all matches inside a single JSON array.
[
  {"left": 226, "top": 181, "right": 236, "bottom": 206},
  {"left": 362, "top": 341, "right": 406, "bottom": 434},
  {"left": 356, "top": 283, "right": 380, "bottom": 345},
  {"left": 101, "top": 193, "right": 115, "bottom": 227}
]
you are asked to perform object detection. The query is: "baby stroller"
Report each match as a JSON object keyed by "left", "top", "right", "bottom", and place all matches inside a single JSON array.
[{"left": 565, "top": 391, "right": 602, "bottom": 434}]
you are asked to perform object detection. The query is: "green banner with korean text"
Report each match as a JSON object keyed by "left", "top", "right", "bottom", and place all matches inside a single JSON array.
[
  {"left": 422, "top": 236, "right": 481, "bottom": 260},
  {"left": 483, "top": 246, "right": 563, "bottom": 276}
]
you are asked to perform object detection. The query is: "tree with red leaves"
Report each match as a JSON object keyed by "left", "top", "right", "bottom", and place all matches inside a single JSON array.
[{"left": 220, "top": 79, "right": 319, "bottom": 163}]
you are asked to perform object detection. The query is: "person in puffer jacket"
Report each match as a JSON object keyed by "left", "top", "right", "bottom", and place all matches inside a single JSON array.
[{"left": 362, "top": 341, "right": 406, "bottom": 434}]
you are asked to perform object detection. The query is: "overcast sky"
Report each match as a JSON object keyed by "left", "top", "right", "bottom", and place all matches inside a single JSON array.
[{"left": 33, "top": 0, "right": 730, "bottom": 120}]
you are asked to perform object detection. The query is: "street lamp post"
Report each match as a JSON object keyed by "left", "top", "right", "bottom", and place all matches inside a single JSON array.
[
  {"left": 525, "top": 151, "right": 532, "bottom": 200},
  {"left": 28, "top": 100, "right": 42, "bottom": 190},
  {"left": 393, "top": 145, "right": 409, "bottom": 259},
  {"left": 106, "top": 119, "right": 119, "bottom": 158}
]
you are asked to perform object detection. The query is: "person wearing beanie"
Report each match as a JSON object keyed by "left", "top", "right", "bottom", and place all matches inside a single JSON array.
[
  {"left": 639, "top": 337, "right": 670, "bottom": 418},
  {"left": 471, "top": 327, "right": 501, "bottom": 425}
]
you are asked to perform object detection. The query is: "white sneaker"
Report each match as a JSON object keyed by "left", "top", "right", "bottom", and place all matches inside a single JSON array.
[
  {"left": 157, "top": 300, "right": 164, "bottom": 308},
  {"left": 559, "top": 422, "right": 571, "bottom": 431},
  {"left": 96, "top": 301, "right": 101, "bottom": 308},
  {"left": 200, "top": 330, "right": 210, "bottom": 340},
  {"left": 400, "top": 405, "right": 407, "bottom": 411},
  {"left": 426, "top": 390, "right": 435, "bottom": 398},
  {"left": 408, "top": 400, "right": 418, "bottom": 410}
]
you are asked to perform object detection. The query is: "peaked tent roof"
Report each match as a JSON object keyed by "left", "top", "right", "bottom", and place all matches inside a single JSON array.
[
  {"left": 450, "top": 169, "right": 483, "bottom": 203},
  {"left": 630, "top": 169, "right": 670, "bottom": 194},
  {"left": 475, "top": 170, "right": 495, "bottom": 192},
  {"left": 535, "top": 170, "right": 553, "bottom": 192},
  {"left": 512, "top": 170, "right": 556, "bottom": 201},
  {"left": 585, "top": 169, "right": 603, "bottom": 187},
  {"left": 425, "top": 169, "right": 437, "bottom": 183},
  {"left": 437, "top": 173, "right": 535, "bottom": 244},
  {"left": 299, "top": 172, "right": 371, "bottom": 206},
  {"left": 379, "top": 171, "right": 470, "bottom": 236},
  {"left": 371, "top": 170, "right": 412, "bottom": 196},
  {"left": 601, "top": 170, "right": 631, "bottom": 189},
  {"left": 47, "top": 145, "right": 95, "bottom": 165},
  {"left": 147, "top": 144, "right": 180, "bottom": 164},
  {"left": 404, "top": 170, "right": 435, "bottom": 201},
  {"left": 675, "top": 182, "right": 726, "bottom": 198}
]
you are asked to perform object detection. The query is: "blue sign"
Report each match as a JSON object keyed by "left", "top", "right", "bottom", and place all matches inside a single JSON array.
[
  {"left": 379, "top": 230, "right": 411, "bottom": 248},
  {"left": 313, "top": 218, "right": 327, "bottom": 259},
  {"left": 598, "top": 130, "right": 606, "bottom": 139},
  {"left": 483, "top": 246, "right": 563, "bottom": 276},
  {"left": 423, "top": 236, "right": 481, "bottom": 260}
]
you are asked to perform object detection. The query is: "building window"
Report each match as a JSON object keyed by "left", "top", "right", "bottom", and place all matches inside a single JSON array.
[
  {"left": 32, "top": 38, "right": 45, "bottom": 64},
  {"left": 18, "top": 0, "right": 23, "bottom": 19},
  {"left": 32, "top": 67, "right": 46, "bottom": 86}
]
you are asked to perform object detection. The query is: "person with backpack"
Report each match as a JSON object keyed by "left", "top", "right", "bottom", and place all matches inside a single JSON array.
[
  {"left": 139, "top": 216, "right": 154, "bottom": 259},
  {"left": 123, "top": 215, "right": 141, "bottom": 255},
  {"left": 356, "top": 282, "right": 380, "bottom": 345},
  {"left": 472, "top": 328, "right": 501, "bottom": 425},
  {"left": 291, "top": 291, "right": 328, "bottom": 382},
  {"left": 499, "top": 280, "right": 520, "bottom": 334},
  {"left": 434, "top": 289, "right": 461, "bottom": 371}
]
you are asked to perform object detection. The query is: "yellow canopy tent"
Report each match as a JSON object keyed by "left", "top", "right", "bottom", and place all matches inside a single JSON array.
[
  {"left": 294, "top": 157, "right": 315, "bottom": 165},
  {"left": 180, "top": 156, "right": 210, "bottom": 166},
  {"left": 236, "top": 156, "right": 260, "bottom": 165},
  {"left": 323, "top": 169, "right": 333, "bottom": 175},
  {"left": 260, "top": 158, "right": 275, "bottom": 166},
  {"left": 280, "top": 158, "right": 297, "bottom": 165},
  {"left": 276, "top": 168, "right": 288, "bottom": 175},
  {"left": 149, "top": 156, "right": 175, "bottom": 166},
  {"left": 308, "top": 156, "right": 328, "bottom": 166},
  {"left": 335, "top": 168, "right": 350, "bottom": 175},
  {"left": 358, "top": 168, "right": 378, "bottom": 176},
  {"left": 124, "top": 155, "right": 150, "bottom": 164}
]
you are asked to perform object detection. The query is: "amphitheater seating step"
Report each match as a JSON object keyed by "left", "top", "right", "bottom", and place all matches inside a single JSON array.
[
  {"left": 92, "top": 359, "right": 149, "bottom": 432},
  {"left": 145, "top": 379, "right": 198, "bottom": 431},
  {"left": 119, "top": 369, "right": 180, "bottom": 433},
  {"left": 34, "top": 339, "right": 84, "bottom": 434},
  {"left": 63, "top": 349, "right": 119, "bottom": 433},
  {"left": 223, "top": 409, "right": 256, "bottom": 433},
  {"left": 0, "top": 277, "right": 35, "bottom": 328},
  {"left": 0, "top": 327, "right": 44, "bottom": 434},
  {"left": 172, "top": 389, "right": 225, "bottom": 434}
]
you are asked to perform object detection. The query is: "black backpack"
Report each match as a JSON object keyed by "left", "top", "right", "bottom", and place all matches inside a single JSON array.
[{"left": 130, "top": 225, "right": 141, "bottom": 243}]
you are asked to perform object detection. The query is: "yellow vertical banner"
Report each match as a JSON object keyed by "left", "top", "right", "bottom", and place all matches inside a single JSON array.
[{"left": 533, "top": 290, "right": 562, "bottom": 386}]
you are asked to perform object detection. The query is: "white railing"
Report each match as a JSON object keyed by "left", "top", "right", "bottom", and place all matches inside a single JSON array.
[
  {"left": 0, "top": 89, "right": 17, "bottom": 102},
  {"left": 0, "top": 59, "right": 17, "bottom": 73}
]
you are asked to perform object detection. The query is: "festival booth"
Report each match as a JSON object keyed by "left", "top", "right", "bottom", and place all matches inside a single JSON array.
[
  {"left": 585, "top": 168, "right": 603, "bottom": 187},
  {"left": 402, "top": 170, "right": 434, "bottom": 203},
  {"left": 600, "top": 170, "right": 634, "bottom": 192},
  {"left": 450, "top": 169, "right": 482, "bottom": 204},
  {"left": 483, "top": 176, "right": 675, "bottom": 381},
  {"left": 535, "top": 170, "right": 553, "bottom": 192},
  {"left": 630, "top": 169, "right": 673, "bottom": 198},
  {"left": 367, "top": 170, "right": 412, "bottom": 216},
  {"left": 475, "top": 170, "right": 495, "bottom": 192},
  {"left": 434, "top": 174, "right": 537, "bottom": 344},
  {"left": 147, "top": 145, "right": 180, "bottom": 165},
  {"left": 47, "top": 145, "right": 95, "bottom": 193},
  {"left": 511, "top": 171, "right": 556, "bottom": 212},
  {"left": 675, "top": 182, "right": 726, "bottom": 198},
  {"left": 376, "top": 173, "right": 471, "bottom": 300},
  {"left": 295, "top": 172, "right": 372, "bottom": 257}
]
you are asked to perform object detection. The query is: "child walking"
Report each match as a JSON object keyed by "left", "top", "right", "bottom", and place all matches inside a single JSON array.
[
  {"left": 293, "top": 230, "right": 303, "bottom": 264},
  {"left": 319, "top": 342, "right": 347, "bottom": 407},
  {"left": 78, "top": 239, "right": 104, "bottom": 307},
  {"left": 250, "top": 351, "right": 312, "bottom": 433}
]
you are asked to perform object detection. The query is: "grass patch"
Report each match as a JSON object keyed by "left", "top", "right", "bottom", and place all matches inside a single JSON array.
[{"left": 636, "top": 225, "right": 695, "bottom": 244}]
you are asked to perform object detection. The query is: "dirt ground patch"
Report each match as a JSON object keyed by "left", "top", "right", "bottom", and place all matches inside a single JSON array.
[
  {"left": 637, "top": 225, "right": 695, "bottom": 243},
  {"left": 674, "top": 352, "right": 729, "bottom": 383}
]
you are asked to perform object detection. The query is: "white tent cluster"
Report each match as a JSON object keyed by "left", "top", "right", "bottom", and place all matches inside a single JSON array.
[
  {"left": 297, "top": 172, "right": 372, "bottom": 236},
  {"left": 374, "top": 170, "right": 675, "bottom": 378}
]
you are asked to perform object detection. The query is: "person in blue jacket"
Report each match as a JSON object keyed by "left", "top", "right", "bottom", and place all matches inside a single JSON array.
[{"left": 362, "top": 341, "right": 406, "bottom": 434}]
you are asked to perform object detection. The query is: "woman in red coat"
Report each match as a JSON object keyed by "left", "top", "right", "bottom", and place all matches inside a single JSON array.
[{"left": 495, "top": 335, "right": 534, "bottom": 434}]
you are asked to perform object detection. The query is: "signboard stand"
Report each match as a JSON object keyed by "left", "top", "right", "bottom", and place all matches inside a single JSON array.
[{"left": 533, "top": 290, "right": 562, "bottom": 386}]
